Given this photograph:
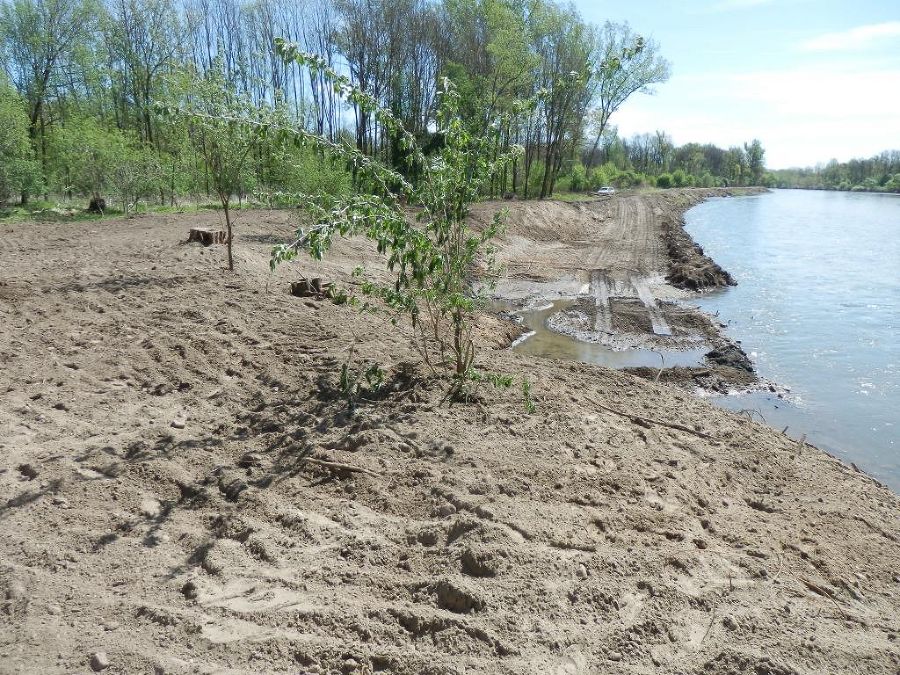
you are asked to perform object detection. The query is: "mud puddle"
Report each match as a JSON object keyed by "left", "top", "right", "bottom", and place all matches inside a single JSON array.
[{"left": 499, "top": 300, "right": 708, "bottom": 369}]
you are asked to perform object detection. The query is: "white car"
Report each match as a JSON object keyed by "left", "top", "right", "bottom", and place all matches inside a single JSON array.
[{"left": 596, "top": 186, "right": 616, "bottom": 195}]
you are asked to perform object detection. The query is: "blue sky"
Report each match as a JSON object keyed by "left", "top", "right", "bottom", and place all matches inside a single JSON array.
[{"left": 573, "top": 0, "right": 900, "bottom": 169}]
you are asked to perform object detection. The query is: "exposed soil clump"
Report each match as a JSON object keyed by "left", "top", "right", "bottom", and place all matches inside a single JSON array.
[
  {"left": 664, "top": 217, "right": 736, "bottom": 291},
  {"left": 706, "top": 342, "right": 754, "bottom": 372}
]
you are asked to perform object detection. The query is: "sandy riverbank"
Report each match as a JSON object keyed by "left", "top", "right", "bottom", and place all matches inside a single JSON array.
[
  {"left": 1, "top": 202, "right": 898, "bottom": 674},
  {"left": 473, "top": 187, "right": 767, "bottom": 393}
]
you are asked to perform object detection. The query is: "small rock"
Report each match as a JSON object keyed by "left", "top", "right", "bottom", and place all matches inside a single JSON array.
[
  {"left": 181, "top": 580, "right": 199, "bottom": 600},
  {"left": 722, "top": 615, "right": 739, "bottom": 631},
  {"left": 90, "top": 652, "right": 110, "bottom": 671},
  {"left": 52, "top": 496, "right": 69, "bottom": 507},
  {"left": 435, "top": 503, "right": 457, "bottom": 517},
  {"left": 170, "top": 418, "right": 186, "bottom": 429},
  {"left": 609, "top": 651, "right": 622, "bottom": 662},
  {"left": 576, "top": 564, "right": 588, "bottom": 580},
  {"left": 47, "top": 604, "right": 62, "bottom": 615},
  {"left": 103, "top": 621, "right": 120, "bottom": 631},
  {"left": 139, "top": 498, "right": 161, "bottom": 518}
]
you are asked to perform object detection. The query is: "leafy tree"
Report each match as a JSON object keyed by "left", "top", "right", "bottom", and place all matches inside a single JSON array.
[
  {"left": 270, "top": 43, "right": 522, "bottom": 395},
  {"left": 48, "top": 116, "right": 128, "bottom": 207},
  {"left": 0, "top": 0, "right": 97, "bottom": 200},
  {"left": 585, "top": 22, "right": 670, "bottom": 169},
  {"left": 164, "top": 65, "right": 262, "bottom": 270},
  {"left": 0, "top": 81, "right": 41, "bottom": 204},
  {"left": 744, "top": 139, "right": 765, "bottom": 185}
]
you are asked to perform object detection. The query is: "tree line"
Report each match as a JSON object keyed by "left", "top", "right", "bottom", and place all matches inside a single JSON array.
[
  {"left": 772, "top": 150, "right": 900, "bottom": 193},
  {"left": 0, "top": 0, "right": 678, "bottom": 209},
  {"left": 0, "top": 0, "right": 770, "bottom": 212},
  {"left": 567, "top": 129, "right": 771, "bottom": 191}
]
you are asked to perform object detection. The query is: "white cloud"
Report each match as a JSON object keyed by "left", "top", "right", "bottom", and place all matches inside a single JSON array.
[
  {"left": 802, "top": 22, "right": 900, "bottom": 52},
  {"left": 612, "top": 65, "right": 900, "bottom": 168}
]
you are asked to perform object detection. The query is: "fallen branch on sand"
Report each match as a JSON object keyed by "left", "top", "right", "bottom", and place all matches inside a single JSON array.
[
  {"left": 798, "top": 576, "right": 849, "bottom": 618},
  {"left": 595, "top": 402, "right": 715, "bottom": 440}
]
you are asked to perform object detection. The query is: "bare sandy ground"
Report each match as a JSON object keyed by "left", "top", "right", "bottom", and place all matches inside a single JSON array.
[{"left": 1, "top": 202, "right": 899, "bottom": 674}]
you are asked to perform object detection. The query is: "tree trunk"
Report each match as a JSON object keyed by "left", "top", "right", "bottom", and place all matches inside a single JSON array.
[{"left": 223, "top": 198, "right": 234, "bottom": 271}]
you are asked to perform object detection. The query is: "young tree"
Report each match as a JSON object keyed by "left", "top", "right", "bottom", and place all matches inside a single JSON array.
[
  {"left": 585, "top": 22, "right": 670, "bottom": 169},
  {"left": 270, "top": 43, "right": 522, "bottom": 394},
  {"left": 0, "top": 81, "right": 41, "bottom": 204},
  {"left": 168, "top": 65, "right": 261, "bottom": 270}
]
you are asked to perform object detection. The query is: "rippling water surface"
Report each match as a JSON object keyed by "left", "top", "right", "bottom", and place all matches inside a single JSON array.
[{"left": 685, "top": 189, "right": 899, "bottom": 491}]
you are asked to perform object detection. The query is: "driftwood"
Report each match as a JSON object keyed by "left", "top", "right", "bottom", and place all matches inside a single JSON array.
[
  {"left": 290, "top": 277, "right": 331, "bottom": 298},
  {"left": 187, "top": 228, "right": 229, "bottom": 246}
]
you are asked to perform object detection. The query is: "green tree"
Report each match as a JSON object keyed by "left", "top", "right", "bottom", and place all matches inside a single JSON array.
[
  {"left": 271, "top": 43, "right": 521, "bottom": 394},
  {"left": 744, "top": 139, "right": 765, "bottom": 185},
  {"left": 0, "top": 81, "right": 41, "bottom": 204},
  {"left": 585, "top": 22, "right": 670, "bottom": 169},
  {"left": 165, "top": 65, "right": 262, "bottom": 270},
  {"left": 0, "top": 0, "right": 97, "bottom": 201},
  {"left": 48, "top": 116, "right": 127, "bottom": 208}
]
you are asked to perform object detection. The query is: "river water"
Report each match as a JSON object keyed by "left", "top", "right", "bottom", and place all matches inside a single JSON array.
[{"left": 685, "top": 189, "right": 899, "bottom": 491}]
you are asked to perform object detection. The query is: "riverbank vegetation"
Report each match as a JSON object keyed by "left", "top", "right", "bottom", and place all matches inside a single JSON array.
[
  {"left": 772, "top": 150, "right": 900, "bottom": 193},
  {"left": 565, "top": 134, "right": 774, "bottom": 191},
  {"left": 0, "top": 0, "right": 775, "bottom": 217}
]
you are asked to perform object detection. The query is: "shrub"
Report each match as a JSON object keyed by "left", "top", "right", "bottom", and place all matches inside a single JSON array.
[
  {"left": 270, "top": 43, "right": 523, "bottom": 397},
  {"left": 569, "top": 163, "right": 587, "bottom": 192},
  {"left": 656, "top": 173, "right": 673, "bottom": 188},
  {"left": 0, "top": 84, "right": 41, "bottom": 204}
]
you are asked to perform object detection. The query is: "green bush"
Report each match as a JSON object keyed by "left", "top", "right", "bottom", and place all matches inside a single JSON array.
[
  {"left": 271, "top": 43, "right": 523, "bottom": 396},
  {"left": 656, "top": 173, "right": 673, "bottom": 188},
  {"left": 0, "top": 84, "right": 41, "bottom": 204},
  {"left": 569, "top": 163, "right": 587, "bottom": 192}
]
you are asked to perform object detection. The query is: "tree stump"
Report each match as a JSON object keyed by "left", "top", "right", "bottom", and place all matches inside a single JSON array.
[
  {"left": 290, "top": 277, "right": 331, "bottom": 298},
  {"left": 187, "top": 228, "right": 229, "bottom": 246},
  {"left": 87, "top": 197, "right": 106, "bottom": 213}
]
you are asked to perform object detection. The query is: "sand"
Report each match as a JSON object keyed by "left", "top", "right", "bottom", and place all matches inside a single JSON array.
[{"left": 1, "top": 196, "right": 898, "bottom": 674}]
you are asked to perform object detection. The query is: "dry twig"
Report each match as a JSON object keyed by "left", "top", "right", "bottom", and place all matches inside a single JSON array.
[{"left": 595, "top": 402, "right": 715, "bottom": 440}]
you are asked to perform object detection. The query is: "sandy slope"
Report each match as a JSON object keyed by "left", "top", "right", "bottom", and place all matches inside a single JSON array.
[{"left": 1, "top": 201, "right": 898, "bottom": 675}]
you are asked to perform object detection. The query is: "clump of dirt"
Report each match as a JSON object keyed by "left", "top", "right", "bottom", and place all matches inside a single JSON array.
[
  {"left": 706, "top": 342, "right": 754, "bottom": 372},
  {"left": 624, "top": 364, "right": 757, "bottom": 394},
  {"left": 663, "top": 218, "right": 736, "bottom": 291}
]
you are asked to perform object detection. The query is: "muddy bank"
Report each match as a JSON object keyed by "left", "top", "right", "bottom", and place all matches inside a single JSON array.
[{"left": 478, "top": 188, "right": 767, "bottom": 387}]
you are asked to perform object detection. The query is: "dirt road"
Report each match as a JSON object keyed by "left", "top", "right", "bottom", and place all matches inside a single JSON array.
[{"left": 1, "top": 205, "right": 898, "bottom": 674}]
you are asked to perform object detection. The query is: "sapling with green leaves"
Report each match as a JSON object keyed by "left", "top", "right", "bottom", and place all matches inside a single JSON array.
[
  {"left": 159, "top": 63, "right": 263, "bottom": 270},
  {"left": 269, "top": 41, "right": 524, "bottom": 398}
]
